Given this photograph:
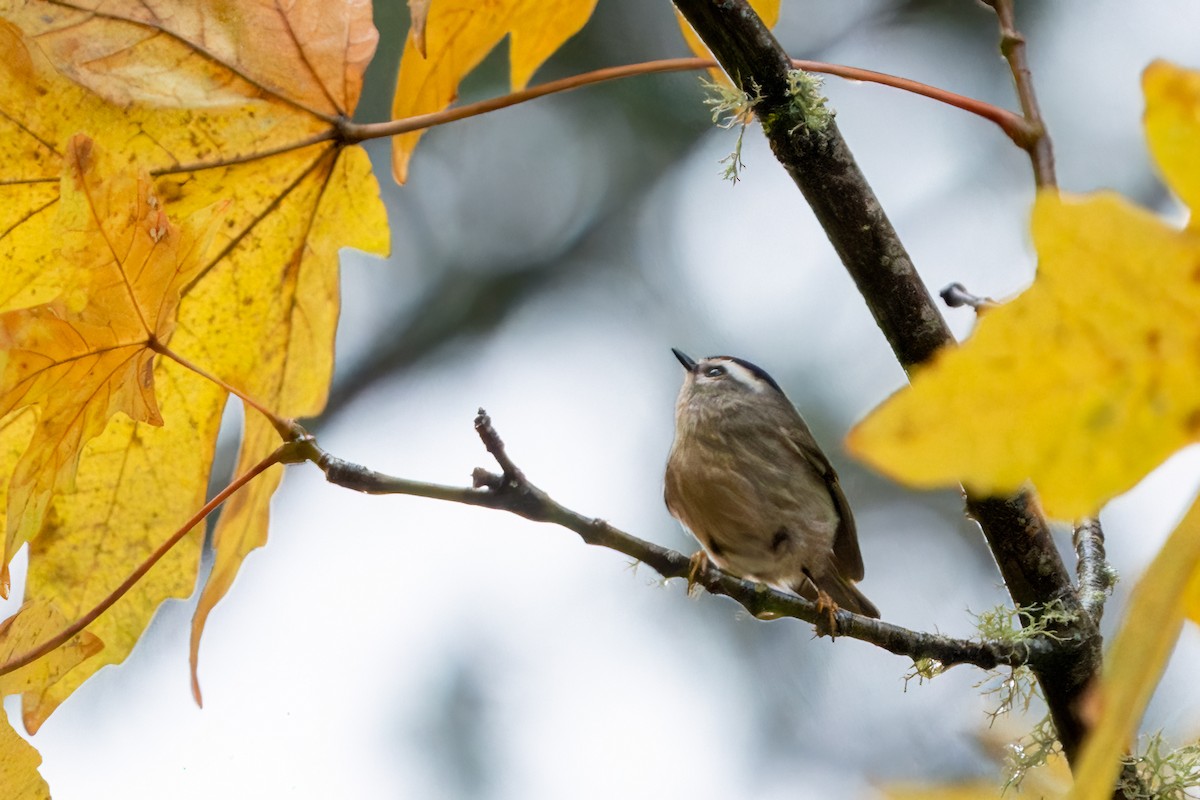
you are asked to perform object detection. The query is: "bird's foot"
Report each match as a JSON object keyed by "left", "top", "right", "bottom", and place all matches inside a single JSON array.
[
  {"left": 687, "top": 551, "right": 712, "bottom": 596},
  {"left": 814, "top": 589, "right": 841, "bottom": 638}
]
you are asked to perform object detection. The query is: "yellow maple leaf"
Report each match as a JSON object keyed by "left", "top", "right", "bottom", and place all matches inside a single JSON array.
[
  {"left": 0, "top": 714, "right": 50, "bottom": 800},
  {"left": 0, "top": 602, "right": 103, "bottom": 727},
  {"left": 390, "top": 0, "right": 599, "bottom": 183},
  {"left": 186, "top": 125, "right": 387, "bottom": 704},
  {"left": 0, "top": 135, "right": 223, "bottom": 590},
  {"left": 0, "top": 601, "right": 102, "bottom": 792},
  {"left": 0, "top": 0, "right": 389, "bottom": 722},
  {"left": 408, "top": 0, "right": 432, "bottom": 57},
  {"left": 23, "top": 367, "right": 226, "bottom": 729},
  {"left": 1144, "top": 59, "right": 1200, "bottom": 215},
  {"left": 847, "top": 61, "right": 1200, "bottom": 520},
  {"left": 0, "top": 135, "right": 229, "bottom": 730}
]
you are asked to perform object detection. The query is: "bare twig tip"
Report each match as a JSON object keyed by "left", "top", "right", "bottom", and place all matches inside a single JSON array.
[
  {"left": 472, "top": 410, "right": 526, "bottom": 485},
  {"left": 940, "top": 282, "right": 997, "bottom": 311},
  {"left": 472, "top": 468, "right": 502, "bottom": 490}
]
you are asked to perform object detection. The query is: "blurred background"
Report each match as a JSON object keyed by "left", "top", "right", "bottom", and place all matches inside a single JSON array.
[{"left": 6, "top": 1, "right": 1200, "bottom": 797}]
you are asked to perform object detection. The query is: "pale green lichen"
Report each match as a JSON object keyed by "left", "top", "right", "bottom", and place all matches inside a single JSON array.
[
  {"left": 1117, "top": 732, "right": 1200, "bottom": 799},
  {"left": 1079, "top": 561, "right": 1120, "bottom": 612},
  {"left": 1003, "top": 712, "right": 1061, "bottom": 792},
  {"left": 973, "top": 601, "right": 1073, "bottom": 726},
  {"left": 784, "top": 68, "right": 833, "bottom": 136},
  {"left": 702, "top": 76, "right": 762, "bottom": 128},
  {"left": 971, "top": 601, "right": 1080, "bottom": 793},
  {"left": 999, "top": 711, "right": 1200, "bottom": 796},
  {"left": 974, "top": 600, "right": 1075, "bottom": 644},
  {"left": 980, "top": 665, "right": 1039, "bottom": 724},
  {"left": 903, "top": 657, "right": 945, "bottom": 691},
  {"left": 701, "top": 77, "right": 763, "bottom": 183}
]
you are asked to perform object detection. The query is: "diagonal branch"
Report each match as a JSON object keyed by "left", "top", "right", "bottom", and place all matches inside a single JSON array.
[
  {"left": 297, "top": 411, "right": 1062, "bottom": 675},
  {"left": 669, "top": 0, "right": 1100, "bottom": 767}
]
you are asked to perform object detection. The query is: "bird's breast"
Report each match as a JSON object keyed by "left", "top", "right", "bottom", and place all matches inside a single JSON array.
[{"left": 665, "top": 427, "right": 839, "bottom": 583}]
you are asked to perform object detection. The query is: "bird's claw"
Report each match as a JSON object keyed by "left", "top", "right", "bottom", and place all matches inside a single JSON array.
[
  {"left": 687, "top": 551, "right": 712, "bottom": 596},
  {"left": 814, "top": 589, "right": 841, "bottom": 638}
]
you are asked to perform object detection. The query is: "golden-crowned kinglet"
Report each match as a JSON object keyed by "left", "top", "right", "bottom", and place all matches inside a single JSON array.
[{"left": 664, "top": 349, "right": 879, "bottom": 618}]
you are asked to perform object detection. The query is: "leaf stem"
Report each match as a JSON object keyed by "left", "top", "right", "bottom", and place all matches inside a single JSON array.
[
  {"left": 0, "top": 446, "right": 288, "bottom": 678},
  {"left": 132, "top": 59, "right": 1029, "bottom": 178},
  {"left": 793, "top": 59, "right": 1028, "bottom": 145},
  {"left": 341, "top": 57, "right": 1027, "bottom": 147},
  {"left": 151, "top": 341, "right": 295, "bottom": 439}
]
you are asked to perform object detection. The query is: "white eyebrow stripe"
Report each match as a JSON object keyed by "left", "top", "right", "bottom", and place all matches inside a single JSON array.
[{"left": 713, "top": 359, "right": 768, "bottom": 392}]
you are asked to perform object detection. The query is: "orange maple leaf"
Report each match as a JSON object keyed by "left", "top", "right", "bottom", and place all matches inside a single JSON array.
[
  {"left": 0, "top": 135, "right": 222, "bottom": 592},
  {"left": 0, "top": 0, "right": 388, "bottom": 723}
]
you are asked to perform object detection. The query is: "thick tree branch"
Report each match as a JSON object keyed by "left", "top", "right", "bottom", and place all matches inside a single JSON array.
[
  {"left": 672, "top": 0, "right": 945, "bottom": 370},
  {"left": 299, "top": 412, "right": 1059, "bottom": 674},
  {"left": 669, "top": 0, "right": 1100, "bottom": 767}
]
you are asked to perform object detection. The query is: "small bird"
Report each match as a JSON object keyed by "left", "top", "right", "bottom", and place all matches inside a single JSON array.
[{"left": 664, "top": 349, "right": 879, "bottom": 619}]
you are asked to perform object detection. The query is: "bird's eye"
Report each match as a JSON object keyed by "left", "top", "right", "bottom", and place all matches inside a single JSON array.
[{"left": 705, "top": 365, "right": 726, "bottom": 378}]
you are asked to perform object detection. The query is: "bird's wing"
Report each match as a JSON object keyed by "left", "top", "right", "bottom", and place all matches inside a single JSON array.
[{"left": 782, "top": 427, "right": 865, "bottom": 582}]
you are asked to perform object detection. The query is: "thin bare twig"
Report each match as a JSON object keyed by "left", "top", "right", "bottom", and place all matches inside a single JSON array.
[
  {"left": 984, "top": 0, "right": 1057, "bottom": 188},
  {"left": 473, "top": 408, "right": 525, "bottom": 485},
  {"left": 298, "top": 411, "right": 1063, "bottom": 674},
  {"left": 1073, "top": 518, "right": 1115, "bottom": 624},
  {"left": 940, "top": 282, "right": 998, "bottom": 312}
]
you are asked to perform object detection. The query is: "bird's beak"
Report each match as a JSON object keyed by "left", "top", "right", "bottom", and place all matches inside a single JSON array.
[{"left": 671, "top": 348, "right": 697, "bottom": 372}]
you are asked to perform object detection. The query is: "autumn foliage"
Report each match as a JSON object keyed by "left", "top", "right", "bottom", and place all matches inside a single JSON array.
[
  {"left": 0, "top": 1, "right": 1198, "bottom": 798},
  {"left": 849, "top": 62, "right": 1200, "bottom": 520},
  {"left": 0, "top": 0, "right": 387, "bottom": 792}
]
